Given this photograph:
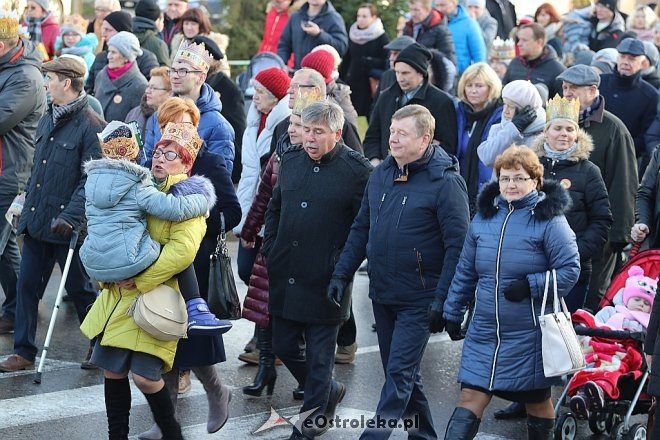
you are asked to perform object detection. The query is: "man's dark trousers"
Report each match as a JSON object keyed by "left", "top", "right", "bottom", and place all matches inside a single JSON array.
[
  {"left": 13, "top": 235, "right": 97, "bottom": 361},
  {"left": 272, "top": 315, "right": 340, "bottom": 413},
  {"left": 0, "top": 202, "right": 21, "bottom": 320},
  {"left": 360, "top": 302, "right": 437, "bottom": 439}
]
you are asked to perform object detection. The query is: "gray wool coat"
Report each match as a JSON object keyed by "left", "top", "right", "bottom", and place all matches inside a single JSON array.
[{"left": 94, "top": 62, "right": 148, "bottom": 122}]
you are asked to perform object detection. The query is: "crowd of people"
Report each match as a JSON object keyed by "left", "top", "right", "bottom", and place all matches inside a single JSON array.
[{"left": 3, "top": 0, "right": 660, "bottom": 439}]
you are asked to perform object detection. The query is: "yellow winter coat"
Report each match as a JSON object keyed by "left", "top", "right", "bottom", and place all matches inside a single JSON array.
[{"left": 80, "top": 173, "right": 207, "bottom": 372}]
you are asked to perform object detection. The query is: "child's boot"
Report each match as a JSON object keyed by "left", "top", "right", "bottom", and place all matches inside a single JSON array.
[{"left": 186, "top": 298, "right": 232, "bottom": 336}]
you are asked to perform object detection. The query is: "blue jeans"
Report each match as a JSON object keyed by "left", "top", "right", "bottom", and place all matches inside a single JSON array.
[
  {"left": 13, "top": 235, "right": 97, "bottom": 361},
  {"left": 0, "top": 204, "right": 21, "bottom": 321},
  {"left": 360, "top": 302, "right": 437, "bottom": 440}
]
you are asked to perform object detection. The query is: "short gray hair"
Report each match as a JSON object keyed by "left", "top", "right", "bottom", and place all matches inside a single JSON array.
[
  {"left": 301, "top": 100, "right": 344, "bottom": 133},
  {"left": 391, "top": 104, "right": 435, "bottom": 137},
  {"left": 296, "top": 68, "right": 327, "bottom": 95}
]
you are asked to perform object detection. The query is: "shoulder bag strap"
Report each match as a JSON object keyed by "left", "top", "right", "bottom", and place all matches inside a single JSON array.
[{"left": 540, "top": 270, "right": 551, "bottom": 315}]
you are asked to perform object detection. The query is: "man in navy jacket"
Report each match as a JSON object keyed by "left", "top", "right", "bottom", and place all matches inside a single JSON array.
[{"left": 329, "top": 104, "right": 470, "bottom": 439}]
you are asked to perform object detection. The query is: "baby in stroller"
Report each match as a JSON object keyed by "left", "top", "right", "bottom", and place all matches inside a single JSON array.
[{"left": 567, "top": 265, "right": 657, "bottom": 419}]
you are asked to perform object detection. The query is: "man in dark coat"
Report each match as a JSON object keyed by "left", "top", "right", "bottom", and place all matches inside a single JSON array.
[
  {"left": 402, "top": 0, "right": 456, "bottom": 64},
  {"left": 0, "top": 20, "right": 46, "bottom": 335},
  {"left": 558, "top": 65, "right": 639, "bottom": 312},
  {"left": 0, "top": 57, "right": 105, "bottom": 372},
  {"left": 133, "top": 0, "right": 170, "bottom": 66},
  {"left": 330, "top": 104, "right": 470, "bottom": 439},
  {"left": 263, "top": 100, "right": 371, "bottom": 439},
  {"left": 503, "top": 23, "right": 566, "bottom": 98},
  {"left": 486, "top": 0, "right": 516, "bottom": 39},
  {"left": 364, "top": 43, "right": 457, "bottom": 165},
  {"left": 599, "top": 38, "right": 659, "bottom": 162},
  {"left": 277, "top": 0, "right": 348, "bottom": 70}
]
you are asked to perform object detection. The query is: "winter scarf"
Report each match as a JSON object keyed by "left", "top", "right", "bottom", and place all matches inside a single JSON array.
[
  {"left": 62, "top": 42, "right": 91, "bottom": 58},
  {"left": 132, "top": 16, "right": 159, "bottom": 33},
  {"left": 26, "top": 13, "right": 50, "bottom": 43},
  {"left": 107, "top": 61, "right": 134, "bottom": 81},
  {"left": 463, "top": 100, "right": 500, "bottom": 205},
  {"left": 52, "top": 91, "right": 87, "bottom": 125},
  {"left": 349, "top": 18, "right": 385, "bottom": 45},
  {"left": 579, "top": 95, "right": 601, "bottom": 125},
  {"left": 543, "top": 140, "right": 579, "bottom": 161}
]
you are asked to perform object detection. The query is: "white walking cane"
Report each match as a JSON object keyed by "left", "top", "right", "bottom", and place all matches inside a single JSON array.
[{"left": 34, "top": 229, "right": 80, "bottom": 384}]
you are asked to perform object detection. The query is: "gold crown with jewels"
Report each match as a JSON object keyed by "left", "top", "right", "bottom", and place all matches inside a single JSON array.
[
  {"left": 0, "top": 11, "right": 19, "bottom": 40},
  {"left": 174, "top": 40, "right": 213, "bottom": 74},
  {"left": 546, "top": 95, "right": 580, "bottom": 124},
  {"left": 491, "top": 37, "right": 516, "bottom": 61},
  {"left": 160, "top": 122, "right": 203, "bottom": 160},
  {"left": 292, "top": 88, "right": 324, "bottom": 116}
]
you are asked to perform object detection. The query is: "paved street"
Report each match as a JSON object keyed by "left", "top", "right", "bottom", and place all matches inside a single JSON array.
[{"left": 0, "top": 240, "right": 643, "bottom": 439}]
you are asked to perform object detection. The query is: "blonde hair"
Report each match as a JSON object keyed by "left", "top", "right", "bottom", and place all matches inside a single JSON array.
[
  {"left": 157, "top": 97, "right": 200, "bottom": 130},
  {"left": 628, "top": 5, "right": 657, "bottom": 30},
  {"left": 457, "top": 62, "right": 503, "bottom": 104}
]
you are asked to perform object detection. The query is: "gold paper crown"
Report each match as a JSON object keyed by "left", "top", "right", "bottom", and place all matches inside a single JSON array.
[
  {"left": 546, "top": 95, "right": 580, "bottom": 124},
  {"left": 97, "top": 121, "right": 140, "bottom": 160},
  {"left": 0, "top": 11, "right": 20, "bottom": 40},
  {"left": 491, "top": 37, "right": 516, "bottom": 61},
  {"left": 292, "top": 88, "right": 323, "bottom": 116},
  {"left": 174, "top": 40, "right": 213, "bottom": 73},
  {"left": 160, "top": 122, "right": 203, "bottom": 160}
]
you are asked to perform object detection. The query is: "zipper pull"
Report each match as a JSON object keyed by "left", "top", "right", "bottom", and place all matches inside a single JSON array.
[
  {"left": 381, "top": 193, "right": 386, "bottom": 202},
  {"left": 402, "top": 196, "right": 407, "bottom": 206}
]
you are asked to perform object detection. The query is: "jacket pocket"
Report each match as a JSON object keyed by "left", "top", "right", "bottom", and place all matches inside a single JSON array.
[{"left": 52, "top": 140, "right": 76, "bottom": 166}]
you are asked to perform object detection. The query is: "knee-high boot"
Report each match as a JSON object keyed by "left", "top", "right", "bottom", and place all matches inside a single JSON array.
[
  {"left": 138, "top": 368, "right": 179, "bottom": 440},
  {"left": 144, "top": 385, "right": 183, "bottom": 440},
  {"left": 444, "top": 407, "right": 480, "bottom": 440},
  {"left": 527, "top": 415, "right": 555, "bottom": 440},
  {"left": 243, "top": 325, "right": 277, "bottom": 396},
  {"left": 192, "top": 365, "right": 231, "bottom": 433},
  {"left": 105, "top": 377, "right": 131, "bottom": 440}
]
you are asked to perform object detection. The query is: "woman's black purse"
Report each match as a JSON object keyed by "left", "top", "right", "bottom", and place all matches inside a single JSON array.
[{"left": 208, "top": 213, "right": 241, "bottom": 320}]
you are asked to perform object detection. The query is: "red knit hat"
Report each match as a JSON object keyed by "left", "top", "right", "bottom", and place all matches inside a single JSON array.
[
  {"left": 254, "top": 67, "right": 291, "bottom": 101},
  {"left": 301, "top": 50, "right": 334, "bottom": 84}
]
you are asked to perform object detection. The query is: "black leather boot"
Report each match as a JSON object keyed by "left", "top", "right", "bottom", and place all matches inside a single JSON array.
[
  {"left": 494, "top": 401, "right": 527, "bottom": 419},
  {"left": 527, "top": 415, "right": 554, "bottom": 440},
  {"left": 243, "top": 325, "right": 277, "bottom": 396},
  {"left": 144, "top": 386, "right": 183, "bottom": 440},
  {"left": 105, "top": 377, "right": 131, "bottom": 440},
  {"left": 444, "top": 407, "right": 480, "bottom": 440}
]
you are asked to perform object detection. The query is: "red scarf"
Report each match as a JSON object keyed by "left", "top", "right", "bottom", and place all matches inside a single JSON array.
[
  {"left": 257, "top": 112, "right": 268, "bottom": 136},
  {"left": 106, "top": 61, "right": 134, "bottom": 81}
]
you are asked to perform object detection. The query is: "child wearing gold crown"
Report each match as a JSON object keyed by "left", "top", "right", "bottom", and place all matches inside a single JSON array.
[{"left": 80, "top": 121, "right": 231, "bottom": 336}]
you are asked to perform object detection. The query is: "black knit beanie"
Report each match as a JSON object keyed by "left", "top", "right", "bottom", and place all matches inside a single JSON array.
[
  {"left": 135, "top": 0, "right": 162, "bottom": 22},
  {"left": 395, "top": 43, "right": 432, "bottom": 77},
  {"left": 104, "top": 11, "right": 133, "bottom": 33},
  {"left": 596, "top": 0, "right": 618, "bottom": 12}
]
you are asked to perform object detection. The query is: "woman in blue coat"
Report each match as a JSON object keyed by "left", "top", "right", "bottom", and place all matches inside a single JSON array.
[
  {"left": 442, "top": 145, "right": 580, "bottom": 439},
  {"left": 454, "top": 62, "right": 503, "bottom": 216}
]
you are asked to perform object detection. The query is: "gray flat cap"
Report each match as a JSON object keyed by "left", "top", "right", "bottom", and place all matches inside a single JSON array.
[
  {"left": 617, "top": 38, "right": 645, "bottom": 56},
  {"left": 384, "top": 36, "right": 416, "bottom": 51},
  {"left": 557, "top": 65, "right": 601, "bottom": 87}
]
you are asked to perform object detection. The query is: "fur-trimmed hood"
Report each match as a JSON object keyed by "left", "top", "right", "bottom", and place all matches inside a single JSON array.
[
  {"left": 85, "top": 158, "right": 152, "bottom": 182},
  {"left": 477, "top": 179, "right": 571, "bottom": 221},
  {"left": 530, "top": 128, "right": 594, "bottom": 162}
]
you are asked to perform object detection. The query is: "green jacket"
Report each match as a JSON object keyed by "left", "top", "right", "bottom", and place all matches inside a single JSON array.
[
  {"left": 136, "top": 30, "right": 170, "bottom": 66},
  {"left": 80, "top": 173, "right": 206, "bottom": 371}
]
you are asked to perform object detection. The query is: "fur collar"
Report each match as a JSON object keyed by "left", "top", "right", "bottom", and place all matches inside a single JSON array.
[
  {"left": 169, "top": 175, "right": 217, "bottom": 210},
  {"left": 477, "top": 179, "right": 571, "bottom": 220},
  {"left": 84, "top": 158, "right": 152, "bottom": 184},
  {"left": 531, "top": 128, "right": 594, "bottom": 162}
]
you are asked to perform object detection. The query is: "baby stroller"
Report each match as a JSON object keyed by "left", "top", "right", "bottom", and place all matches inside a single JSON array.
[
  {"left": 553, "top": 245, "right": 660, "bottom": 440},
  {"left": 235, "top": 52, "right": 285, "bottom": 115}
]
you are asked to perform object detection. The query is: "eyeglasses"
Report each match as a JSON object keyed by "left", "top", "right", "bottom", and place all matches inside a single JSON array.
[
  {"left": 153, "top": 149, "right": 180, "bottom": 161},
  {"left": 166, "top": 68, "right": 203, "bottom": 77},
  {"left": 146, "top": 85, "right": 170, "bottom": 91},
  {"left": 499, "top": 176, "right": 533, "bottom": 184},
  {"left": 95, "top": 7, "right": 111, "bottom": 13}
]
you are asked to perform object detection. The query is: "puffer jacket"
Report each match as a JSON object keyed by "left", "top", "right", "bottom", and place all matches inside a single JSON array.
[
  {"left": 332, "top": 145, "right": 470, "bottom": 306},
  {"left": 80, "top": 173, "right": 207, "bottom": 372},
  {"left": 502, "top": 46, "right": 566, "bottom": 98},
  {"left": 234, "top": 97, "right": 291, "bottom": 235},
  {"left": 94, "top": 62, "right": 148, "bottom": 123},
  {"left": 443, "top": 180, "right": 581, "bottom": 392},
  {"left": 143, "top": 83, "right": 236, "bottom": 173},
  {"left": 589, "top": 12, "right": 625, "bottom": 52},
  {"left": 0, "top": 39, "right": 46, "bottom": 207},
  {"left": 476, "top": 109, "right": 545, "bottom": 167},
  {"left": 81, "top": 159, "right": 216, "bottom": 282},
  {"left": 403, "top": 9, "right": 456, "bottom": 64},
  {"left": 447, "top": 4, "right": 487, "bottom": 73},
  {"left": 18, "top": 96, "right": 105, "bottom": 245},
  {"left": 531, "top": 131, "right": 612, "bottom": 282}
]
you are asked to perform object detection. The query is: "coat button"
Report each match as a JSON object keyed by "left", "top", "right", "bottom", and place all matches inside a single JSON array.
[
  {"left": 313, "top": 166, "right": 320, "bottom": 173},
  {"left": 300, "top": 202, "right": 307, "bottom": 208},
  {"left": 49, "top": 137, "right": 54, "bottom": 141},
  {"left": 30, "top": 207, "right": 35, "bottom": 212},
  {"left": 42, "top": 160, "right": 46, "bottom": 164},
  {"left": 288, "top": 278, "right": 295, "bottom": 284},
  {"left": 60, "top": 205, "right": 64, "bottom": 209},
  {"left": 36, "top": 183, "right": 40, "bottom": 188},
  {"left": 293, "top": 241, "right": 298, "bottom": 247}
]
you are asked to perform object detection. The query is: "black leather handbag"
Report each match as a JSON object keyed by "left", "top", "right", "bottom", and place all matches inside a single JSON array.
[{"left": 207, "top": 213, "right": 241, "bottom": 320}]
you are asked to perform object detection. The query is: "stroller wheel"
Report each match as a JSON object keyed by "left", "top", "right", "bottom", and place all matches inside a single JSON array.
[
  {"left": 554, "top": 413, "right": 577, "bottom": 440},
  {"left": 623, "top": 423, "right": 647, "bottom": 440},
  {"left": 588, "top": 412, "right": 607, "bottom": 434}
]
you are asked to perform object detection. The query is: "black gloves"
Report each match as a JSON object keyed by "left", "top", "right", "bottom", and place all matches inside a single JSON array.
[
  {"left": 445, "top": 321, "right": 464, "bottom": 341},
  {"left": 327, "top": 277, "right": 348, "bottom": 308},
  {"left": 428, "top": 301, "right": 446, "bottom": 334},
  {"left": 511, "top": 105, "right": 537, "bottom": 132},
  {"left": 503, "top": 279, "right": 531, "bottom": 302},
  {"left": 51, "top": 217, "right": 73, "bottom": 237}
]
